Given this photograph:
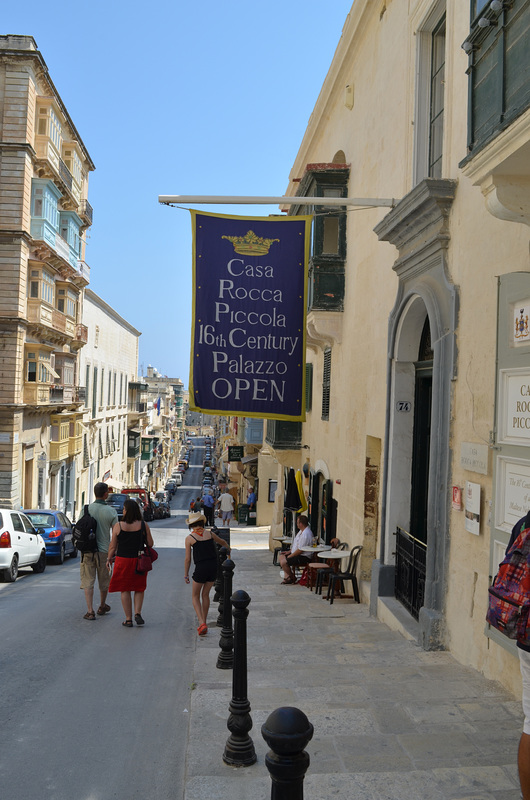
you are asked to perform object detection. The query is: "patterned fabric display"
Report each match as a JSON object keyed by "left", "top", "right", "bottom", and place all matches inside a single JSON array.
[{"left": 486, "top": 525, "right": 530, "bottom": 645}]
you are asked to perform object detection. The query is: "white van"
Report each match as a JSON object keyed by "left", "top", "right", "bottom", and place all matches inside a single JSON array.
[{"left": 171, "top": 472, "right": 182, "bottom": 486}]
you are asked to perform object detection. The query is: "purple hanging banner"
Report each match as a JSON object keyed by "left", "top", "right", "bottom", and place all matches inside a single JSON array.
[{"left": 189, "top": 210, "right": 311, "bottom": 421}]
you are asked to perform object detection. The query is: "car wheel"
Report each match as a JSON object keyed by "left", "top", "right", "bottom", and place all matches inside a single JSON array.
[
  {"left": 56, "top": 543, "right": 65, "bottom": 565},
  {"left": 3, "top": 555, "right": 19, "bottom": 582},
  {"left": 32, "top": 551, "right": 46, "bottom": 574},
  {"left": 69, "top": 545, "right": 78, "bottom": 559}
]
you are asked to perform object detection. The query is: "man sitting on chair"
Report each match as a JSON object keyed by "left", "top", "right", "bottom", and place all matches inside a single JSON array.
[{"left": 279, "top": 515, "right": 313, "bottom": 585}]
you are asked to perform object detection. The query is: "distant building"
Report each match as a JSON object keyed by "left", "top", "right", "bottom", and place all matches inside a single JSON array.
[{"left": 78, "top": 289, "right": 142, "bottom": 508}]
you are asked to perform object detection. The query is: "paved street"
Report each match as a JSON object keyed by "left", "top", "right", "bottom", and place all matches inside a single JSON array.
[
  {"left": 1, "top": 438, "right": 525, "bottom": 800},
  {"left": 184, "top": 542, "right": 524, "bottom": 800},
  {"left": 0, "top": 455, "right": 207, "bottom": 800}
]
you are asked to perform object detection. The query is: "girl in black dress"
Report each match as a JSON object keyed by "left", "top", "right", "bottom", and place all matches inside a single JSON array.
[{"left": 184, "top": 512, "right": 229, "bottom": 635}]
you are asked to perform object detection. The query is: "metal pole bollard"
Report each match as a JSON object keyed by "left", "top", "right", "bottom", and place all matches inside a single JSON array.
[
  {"left": 216, "top": 558, "right": 235, "bottom": 670},
  {"left": 262, "top": 707, "right": 313, "bottom": 800},
  {"left": 213, "top": 544, "right": 228, "bottom": 605},
  {"left": 222, "top": 589, "right": 256, "bottom": 766}
]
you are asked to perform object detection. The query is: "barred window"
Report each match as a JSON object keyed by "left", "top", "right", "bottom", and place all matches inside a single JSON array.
[{"left": 321, "top": 349, "right": 331, "bottom": 421}]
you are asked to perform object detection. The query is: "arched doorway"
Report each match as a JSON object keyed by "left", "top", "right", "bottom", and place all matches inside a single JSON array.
[
  {"left": 395, "top": 316, "right": 433, "bottom": 618},
  {"left": 371, "top": 177, "right": 457, "bottom": 650}
]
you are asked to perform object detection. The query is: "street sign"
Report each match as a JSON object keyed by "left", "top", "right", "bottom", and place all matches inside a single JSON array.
[{"left": 228, "top": 446, "right": 244, "bottom": 462}]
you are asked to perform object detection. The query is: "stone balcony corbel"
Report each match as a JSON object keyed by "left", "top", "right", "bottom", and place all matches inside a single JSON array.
[
  {"left": 481, "top": 174, "right": 530, "bottom": 227},
  {"left": 306, "top": 310, "right": 343, "bottom": 352}
]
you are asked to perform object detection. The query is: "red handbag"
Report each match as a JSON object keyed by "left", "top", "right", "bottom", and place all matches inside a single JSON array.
[{"left": 136, "top": 525, "right": 159, "bottom": 574}]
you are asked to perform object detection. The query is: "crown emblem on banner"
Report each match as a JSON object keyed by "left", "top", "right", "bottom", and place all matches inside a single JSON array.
[{"left": 222, "top": 230, "right": 280, "bottom": 256}]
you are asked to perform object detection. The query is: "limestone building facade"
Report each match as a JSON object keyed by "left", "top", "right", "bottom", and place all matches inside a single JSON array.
[
  {"left": 78, "top": 289, "right": 142, "bottom": 509},
  {"left": 265, "top": 0, "right": 530, "bottom": 694},
  {"left": 0, "top": 35, "right": 94, "bottom": 512}
]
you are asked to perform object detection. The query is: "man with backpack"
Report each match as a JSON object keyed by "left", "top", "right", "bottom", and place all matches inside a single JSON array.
[{"left": 80, "top": 482, "right": 118, "bottom": 621}]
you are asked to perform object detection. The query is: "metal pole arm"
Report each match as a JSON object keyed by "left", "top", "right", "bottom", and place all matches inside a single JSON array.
[{"left": 158, "top": 194, "right": 396, "bottom": 208}]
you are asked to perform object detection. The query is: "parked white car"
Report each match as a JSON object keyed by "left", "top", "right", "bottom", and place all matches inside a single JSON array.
[
  {"left": 171, "top": 472, "right": 182, "bottom": 486},
  {"left": 0, "top": 508, "right": 47, "bottom": 582}
]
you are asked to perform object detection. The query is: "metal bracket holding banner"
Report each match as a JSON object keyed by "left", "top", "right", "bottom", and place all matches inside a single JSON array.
[{"left": 159, "top": 194, "right": 396, "bottom": 208}]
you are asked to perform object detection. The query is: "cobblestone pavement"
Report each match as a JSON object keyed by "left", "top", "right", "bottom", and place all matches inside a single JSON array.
[{"left": 183, "top": 533, "right": 522, "bottom": 800}]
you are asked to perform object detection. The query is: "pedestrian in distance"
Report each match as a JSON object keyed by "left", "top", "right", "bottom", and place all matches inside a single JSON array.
[
  {"left": 106, "top": 498, "right": 154, "bottom": 627},
  {"left": 184, "top": 511, "right": 230, "bottom": 636},
  {"left": 217, "top": 488, "right": 234, "bottom": 525},
  {"left": 81, "top": 482, "right": 118, "bottom": 620},
  {"left": 201, "top": 490, "right": 215, "bottom": 525}
]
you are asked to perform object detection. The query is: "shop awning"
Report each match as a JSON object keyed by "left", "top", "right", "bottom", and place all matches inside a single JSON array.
[{"left": 241, "top": 454, "right": 258, "bottom": 464}]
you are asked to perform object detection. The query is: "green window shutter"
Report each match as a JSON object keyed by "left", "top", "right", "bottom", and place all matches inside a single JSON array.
[
  {"left": 321, "top": 349, "right": 331, "bottom": 421},
  {"left": 305, "top": 363, "right": 313, "bottom": 412}
]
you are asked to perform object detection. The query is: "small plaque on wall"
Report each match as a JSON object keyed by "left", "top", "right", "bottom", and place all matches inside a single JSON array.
[{"left": 460, "top": 442, "right": 489, "bottom": 475}]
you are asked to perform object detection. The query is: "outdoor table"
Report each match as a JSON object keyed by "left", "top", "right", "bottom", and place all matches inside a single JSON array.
[
  {"left": 300, "top": 545, "right": 332, "bottom": 554},
  {"left": 317, "top": 549, "right": 351, "bottom": 561},
  {"left": 318, "top": 549, "right": 352, "bottom": 599}
]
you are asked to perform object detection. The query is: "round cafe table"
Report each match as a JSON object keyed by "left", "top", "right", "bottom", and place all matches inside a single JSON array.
[
  {"left": 317, "top": 549, "right": 351, "bottom": 561},
  {"left": 318, "top": 549, "right": 352, "bottom": 599},
  {"left": 300, "top": 545, "right": 332, "bottom": 554}
]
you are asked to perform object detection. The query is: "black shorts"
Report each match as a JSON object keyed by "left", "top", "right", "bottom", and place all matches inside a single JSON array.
[
  {"left": 192, "top": 559, "right": 217, "bottom": 583},
  {"left": 286, "top": 554, "right": 311, "bottom": 568}
]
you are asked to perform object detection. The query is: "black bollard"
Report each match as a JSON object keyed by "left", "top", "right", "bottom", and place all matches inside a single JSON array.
[
  {"left": 222, "top": 590, "right": 256, "bottom": 766},
  {"left": 216, "top": 558, "right": 235, "bottom": 670},
  {"left": 213, "top": 544, "right": 228, "bottom": 604},
  {"left": 262, "top": 707, "right": 314, "bottom": 800}
]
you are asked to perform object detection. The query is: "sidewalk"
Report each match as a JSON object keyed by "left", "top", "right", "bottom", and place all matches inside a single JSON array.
[{"left": 183, "top": 532, "right": 522, "bottom": 800}]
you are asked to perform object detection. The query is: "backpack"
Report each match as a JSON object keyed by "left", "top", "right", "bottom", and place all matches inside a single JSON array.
[
  {"left": 486, "top": 524, "right": 530, "bottom": 645},
  {"left": 72, "top": 505, "right": 98, "bottom": 558}
]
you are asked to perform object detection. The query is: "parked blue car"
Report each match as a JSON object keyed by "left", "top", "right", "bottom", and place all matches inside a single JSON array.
[{"left": 23, "top": 510, "right": 77, "bottom": 564}]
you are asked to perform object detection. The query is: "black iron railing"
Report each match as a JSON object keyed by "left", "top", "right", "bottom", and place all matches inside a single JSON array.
[{"left": 394, "top": 526, "right": 426, "bottom": 620}]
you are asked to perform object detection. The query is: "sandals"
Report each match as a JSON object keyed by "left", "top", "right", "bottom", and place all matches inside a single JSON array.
[
  {"left": 134, "top": 614, "right": 145, "bottom": 626},
  {"left": 97, "top": 604, "right": 111, "bottom": 616},
  {"left": 197, "top": 623, "right": 208, "bottom": 636},
  {"left": 83, "top": 612, "right": 96, "bottom": 620},
  {"left": 122, "top": 620, "right": 133, "bottom": 627},
  {"left": 281, "top": 577, "right": 295, "bottom": 585}
]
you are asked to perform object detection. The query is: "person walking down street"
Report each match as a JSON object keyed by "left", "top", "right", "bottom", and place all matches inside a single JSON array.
[
  {"left": 218, "top": 489, "right": 234, "bottom": 525},
  {"left": 279, "top": 514, "right": 313, "bottom": 585},
  {"left": 201, "top": 490, "right": 215, "bottom": 525},
  {"left": 81, "top": 482, "right": 118, "bottom": 620},
  {"left": 184, "top": 512, "right": 230, "bottom": 636},
  {"left": 107, "top": 499, "right": 154, "bottom": 627},
  {"left": 507, "top": 509, "right": 530, "bottom": 800}
]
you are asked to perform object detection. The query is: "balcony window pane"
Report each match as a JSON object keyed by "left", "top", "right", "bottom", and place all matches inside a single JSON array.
[
  {"left": 428, "top": 17, "right": 446, "bottom": 178},
  {"left": 27, "top": 361, "right": 36, "bottom": 382},
  {"left": 42, "top": 272, "right": 54, "bottom": 305},
  {"left": 322, "top": 216, "right": 340, "bottom": 254}
]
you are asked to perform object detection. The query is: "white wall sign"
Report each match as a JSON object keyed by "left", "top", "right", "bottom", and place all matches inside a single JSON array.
[
  {"left": 495, "top": 456, "right": 530, "bottom": 533},
  {"left": 460, "top": 442, "right": 489, "bottom": 475},
  {"left": 498, "top": 368, "right": 530, "bottom": 445},
  {"left": 465, "top": 481, "right": 481, "bottom": 535}
]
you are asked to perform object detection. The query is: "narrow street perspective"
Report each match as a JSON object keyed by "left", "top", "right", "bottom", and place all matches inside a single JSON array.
[{"left": 1, "top": 2, "right": 530, "bottom": 799}]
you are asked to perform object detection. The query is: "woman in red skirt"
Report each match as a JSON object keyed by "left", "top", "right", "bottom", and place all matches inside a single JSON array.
[{"left": 106, "top": 499, "right": 154, "bottom": 627}]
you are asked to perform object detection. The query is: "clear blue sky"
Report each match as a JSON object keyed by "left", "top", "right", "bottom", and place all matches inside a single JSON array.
[{"left": 3, "top": 0, "right": 353, "bottom": 385}]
